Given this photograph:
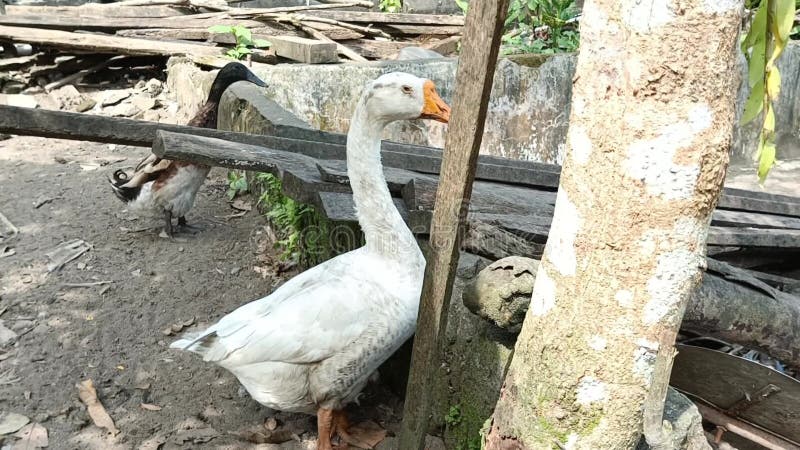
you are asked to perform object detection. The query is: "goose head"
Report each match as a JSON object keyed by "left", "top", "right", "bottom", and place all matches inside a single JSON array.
[
  {"left": 362, "top": 72, "right": 451, "bottom": 125},
  {"left": 207, "top": 62, "right": 267, "bottom": 103}
]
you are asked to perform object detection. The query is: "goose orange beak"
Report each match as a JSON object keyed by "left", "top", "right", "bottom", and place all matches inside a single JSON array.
[{"left": 420, "top": 80, "right": 451, "bottom": 123}]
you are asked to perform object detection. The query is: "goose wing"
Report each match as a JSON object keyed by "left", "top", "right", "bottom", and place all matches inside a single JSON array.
[{"left": 173, "top": 252, "right": 382, "bottom": 366}]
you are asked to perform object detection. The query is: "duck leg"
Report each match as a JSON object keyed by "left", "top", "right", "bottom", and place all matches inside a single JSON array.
[
  {"left": 317, "top": 408, "right": 336, "bottom": 450},
  {"left": 163, "top": 210, "right": 174, "bottom": 237},
  {"left": 332, "top": 410, "right": 379, "bottom": 449},
  {"left": 177, "top": 216, "right": 203, "bottom": 233}
]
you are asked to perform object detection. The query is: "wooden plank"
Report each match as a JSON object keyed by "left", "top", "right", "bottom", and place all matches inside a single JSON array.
[
  {"left": 0, "top": 25, "right": 228, "bottom": 57},
  {"left": 0, "top": 105, "right": 559, "bottom": 189},
  {"left": 339, "top": 39, "right": 408, "bottom": 59},
  {"left": 4, "top": 105, "right": 800, "bottom": 223},
  {"left": 377, "top": 24, "right": 463, "bottom": 36},
  {"left": 718, "top": 192, "right": 800, "bottom": 218},
  {"left": 116, "top": 25, "right": 301, "bottom": 41},
  {"left": 5, "top": 4, "right": 189, "bottom": 17},
  {"left": 712, "top": 209, "right": 800, "bottom": 230},
  {"left": 0, "top": 15, "right": 265, "bottom": 31},
  {"left": 706, "top": 227, "right": 800, "bottom": 248},
  {"left": 268, "top": 35, "right": 337, "bottom": 63},
  {"left": 397, "top": 1, "right": 509, "bottom": 448},
  {"left": 302, "top": 10, "right": 465, "bottom": 26}
]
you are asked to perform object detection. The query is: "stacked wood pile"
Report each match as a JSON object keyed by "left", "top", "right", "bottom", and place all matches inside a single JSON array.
[{"left": 0, "top": 0, "right": 462, "bottom": 74}]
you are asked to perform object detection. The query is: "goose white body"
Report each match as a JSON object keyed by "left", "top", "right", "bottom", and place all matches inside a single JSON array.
[{"left": 171, "top": 72, "right": 449, "bottom": 418}]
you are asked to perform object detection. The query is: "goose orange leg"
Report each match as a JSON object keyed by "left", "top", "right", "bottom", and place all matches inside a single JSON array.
[{"left": 317, "top": 408, "right": 335, "bottom": 450}]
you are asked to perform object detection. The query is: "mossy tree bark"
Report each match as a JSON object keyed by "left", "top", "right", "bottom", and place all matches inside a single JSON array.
[{"left": 484, "top": 1, "right": 743, "bottom": 449}]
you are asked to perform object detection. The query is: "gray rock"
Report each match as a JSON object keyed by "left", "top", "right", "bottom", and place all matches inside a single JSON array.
[
  {"left": 0, "top": 321, "right": 17, "bottom": 346},
  {"left": 636, "top": 388, "right": 711, "bottom": 450},
  {"left": 100, "top": 90, "right": 131, "bottom": 107},
  {"left": 463, "top": 256, "right": 538, "bottom": 333}
]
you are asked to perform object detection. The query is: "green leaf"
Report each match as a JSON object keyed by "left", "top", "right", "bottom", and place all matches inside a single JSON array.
[
  {"left": 748, "top": 35, "right": 767, "bottom": 87},
  {"left": 757, "top": 139, "right": 777, "bottom": 183},
  {"left": 741, "top": 3, "right": 767, "bottom": 54},
  {"left": 775, "top": 0, "right": 795, "bottom": 43},
  {"left": 236, "top": 46, "right": 252, "bottom": 55},
  {"left": 253, "top": 39, "right": 271, "bottom": 48},
  {"left": 741, "top": 79, "right": 765, "bottom": 125},
  {"left": 233, "top": 25, "right": 253, "bottom": 46},
  {"left": 208, "top": 25, "right": 233, "bottom": 34},
  {"left": 767, "top": 66, "right": 781, "bottom": 99},
  {"left": 763, "top": 103, "right": 775, "bottom": 133}
]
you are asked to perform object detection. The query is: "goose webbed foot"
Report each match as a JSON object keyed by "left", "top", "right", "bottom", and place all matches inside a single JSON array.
[{"left": 332, "top": 410, "right": 382, "bottom": 449}]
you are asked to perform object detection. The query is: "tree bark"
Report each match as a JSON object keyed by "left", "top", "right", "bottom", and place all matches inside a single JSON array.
[{"left": 485, "top": 1, "right": 744, "bottom": 449}]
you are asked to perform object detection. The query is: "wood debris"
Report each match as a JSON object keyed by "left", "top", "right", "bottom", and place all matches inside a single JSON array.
[
  {"left": 0, "top": 0, "right": 462, "bottom": 81},
  {"left": 44, "top": 239, "right": 91, "bottom": 272},
  {"left": 76, "top": 379, "right": 119, "bottom": 436}
]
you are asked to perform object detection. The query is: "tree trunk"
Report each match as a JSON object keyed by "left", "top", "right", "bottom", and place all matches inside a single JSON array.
[{"left": 484, "top": 1, "right": 743, "bottom": 449}]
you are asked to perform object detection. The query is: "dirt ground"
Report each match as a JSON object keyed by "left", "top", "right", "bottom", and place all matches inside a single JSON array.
[{"left": 0, "top": 136, "right": 406, "bottom": 450}]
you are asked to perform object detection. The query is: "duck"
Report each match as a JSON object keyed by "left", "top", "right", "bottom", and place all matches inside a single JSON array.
[
  {"left": 109, "top": 62, "right": 267, "bottom": 237},
  {"left": 170, "top": 72, "right": 451, "bottom": 450}
]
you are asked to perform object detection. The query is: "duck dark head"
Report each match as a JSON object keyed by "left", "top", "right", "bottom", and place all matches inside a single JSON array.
[{"left": 205, "top": 62, "right": 267, "bottom": 104}]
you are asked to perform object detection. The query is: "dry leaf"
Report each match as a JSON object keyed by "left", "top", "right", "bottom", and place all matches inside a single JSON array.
[
  {"left": 13, "top": 423, "right": 48, "bottom": 449},
  {"left": 231, "top": 199, "right": 252, "bottom": 212},
  {"left": 140, "top": 403, "right": 162, "bottom": 411},
  {"left": 76, "top": 379, "right": 119, "bottom": 435},
  {"left": 264, "top": 416, "right": 278, "bottom": 431},
  {"left": 0, "top": 412, "right": 29, "bottom": 434},
  {"left": 346, "top": 421, "right": 387, "bottom": 449}
]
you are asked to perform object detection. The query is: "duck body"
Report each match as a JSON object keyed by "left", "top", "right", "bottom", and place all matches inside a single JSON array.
[
  {"left": 109, "top": 63, "right": 266, "bottom": 235},
  {"left": 171, "top": 71, "right": 450, "bottom": 450}
]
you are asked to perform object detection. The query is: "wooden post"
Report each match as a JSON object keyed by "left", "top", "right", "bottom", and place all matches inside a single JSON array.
[{"left": 396, "top": 1, "right": 510, "bottom": 448}]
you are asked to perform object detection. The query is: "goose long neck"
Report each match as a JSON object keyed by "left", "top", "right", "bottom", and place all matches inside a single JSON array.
[{"left": 347, "top": 105, "right": 420, "bottom": 262}]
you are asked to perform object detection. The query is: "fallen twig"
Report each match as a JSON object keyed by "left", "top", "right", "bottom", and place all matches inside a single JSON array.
[
  {"left": 317, "top": 0, "right": 373, "bottom": 7},
  {"left": 288, "top": 13, "right": 392, "bottom": 39},
  {"left": 299, "top": 24, "right": 367, "bottom": 62},
  {"left": 179, "top": 2, "right": 367, "bottom": 21},
  {"left": 46, "top": 55, "right": 127, "bottom": 92},
  {"left": 61, "top": 281, "right": 114, "bottom": 288}
]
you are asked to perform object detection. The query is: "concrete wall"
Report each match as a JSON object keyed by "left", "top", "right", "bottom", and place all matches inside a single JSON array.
[{"left": 166, "top": 42, "right": 800, "bottom": 166}]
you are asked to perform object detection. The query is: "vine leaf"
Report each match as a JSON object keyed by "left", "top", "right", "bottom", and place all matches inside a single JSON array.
[
  {"left": 741, "top": 79, "right": 765, "bottom": 125},
  {"left": 758, "top": 140, "right": 776, "bottom": 183},
  {"left": 767, "top": 67, "right": 781, "bottom": 100}
]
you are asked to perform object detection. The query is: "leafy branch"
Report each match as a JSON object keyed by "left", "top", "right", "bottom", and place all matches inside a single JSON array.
[
  {"left": 208, "top": 24, "right": 271, "bottom": 60},
  {"left": 740, "top": 0, "right": 795, "bottom": 182}
]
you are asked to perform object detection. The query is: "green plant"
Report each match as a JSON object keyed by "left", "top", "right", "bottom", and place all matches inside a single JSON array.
[
  {"left": 227, "top": 170, "right": 248, "bottom": 200},
  {"left": 254, "top": 172, "right": 331, "bottom": 267},
  {"left": 501, "top": 0, "right": 580, "bottom": 55},
  {"left": 455, "top": 0, "right": 468, "bottom": 14},
  {"left": 208, "top": 24, "right": 271, "bottom": 60},
  {"left": 740, "top": 0, "right": 795, "bottom": 182},
  {"left": 379, "top": 0, "right": 402, "bottom": 13},
  {"left": 445, "top": 405, "right": 462, "bottom": 427}
]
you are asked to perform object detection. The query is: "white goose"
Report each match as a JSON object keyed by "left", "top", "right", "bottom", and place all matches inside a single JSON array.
[{"left": 171, "top": 72, "right": 451, "bottom": 450}]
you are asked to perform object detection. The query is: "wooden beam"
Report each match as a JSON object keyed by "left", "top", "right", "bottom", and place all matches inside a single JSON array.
[
  {"left": 0, "top": 105, "right": 559, "bottom": 189},
  {"left": 301, "top": 10, "right": 465, "bottom": 26},
  {"left": 116, "top": 26, "right": 303, "bottom": 41},
  {"left": 693, "top": 403, "right": 800, "bottom": 450},
  {"left": 0, "top": 15, "right": 265, "bottom": 31},
  {"left": 0, "top": 25, "right": 228, "bottom": 57},
  {"left": 268, "top": 35, "right": 337, "bottom": 63},
  {"left": 397, "top": 1, "right": 510, "bottom": 448},
  {"left": 4, "top": 4, "right": 189, "bottom": 17}
]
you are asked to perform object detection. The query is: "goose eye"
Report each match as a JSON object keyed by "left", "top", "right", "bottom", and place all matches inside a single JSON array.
[{"left": 401, "top": 85, "right": 413, "bottom": 94}]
